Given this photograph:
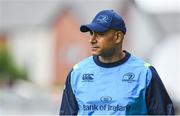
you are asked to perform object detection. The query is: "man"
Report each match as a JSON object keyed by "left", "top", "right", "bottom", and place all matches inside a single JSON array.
[{"left": 60, "top": 10, "right": 174, "bottom": 115}]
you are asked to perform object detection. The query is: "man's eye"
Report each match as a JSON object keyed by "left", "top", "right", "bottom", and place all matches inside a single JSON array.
[
  {"left": 90, "top": 31, "right": 93, "bottom": 35},
  {"left": 97, "top": 33, "right": 105, "bottom": 36}
]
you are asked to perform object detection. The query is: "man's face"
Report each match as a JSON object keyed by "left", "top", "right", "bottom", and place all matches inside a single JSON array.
[{"left": 89, "top": 29, "right": 119, "bottom": 57}]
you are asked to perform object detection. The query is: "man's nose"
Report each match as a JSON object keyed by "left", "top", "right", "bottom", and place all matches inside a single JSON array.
[{"left": 89, "top": 35, "right": 97, "bottom": 44}]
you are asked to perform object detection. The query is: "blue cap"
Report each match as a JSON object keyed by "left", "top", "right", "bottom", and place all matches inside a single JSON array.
[{"left": 80, "top": 10, "right": 126, "bottom": 34}]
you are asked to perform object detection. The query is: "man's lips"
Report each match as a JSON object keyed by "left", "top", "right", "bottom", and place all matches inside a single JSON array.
[
  {"left": 91, "top": 46, "right": 99, "bottom": 48},
  {"left": 91, "top": 46, "right": 99, "bottom": 50},
  {"left": 91, "top": 46, "right": 99, "bottom": 49}
]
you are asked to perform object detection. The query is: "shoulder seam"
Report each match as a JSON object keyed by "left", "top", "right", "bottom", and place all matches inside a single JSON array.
[{"left": 144, "top": 63, "right": 151, "bottom": 68}]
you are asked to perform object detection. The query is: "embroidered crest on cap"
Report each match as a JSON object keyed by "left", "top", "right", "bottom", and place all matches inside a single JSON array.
[{"left": 96, "top": 15, "right": 111, "bottom": 24}]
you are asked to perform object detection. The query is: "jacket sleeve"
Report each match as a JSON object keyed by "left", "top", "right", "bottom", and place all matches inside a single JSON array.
[
  {"left": 59, "top": 69, "right": 79, "bottom": 115},
  {"left": 146, "top": 66, "right": 175, "bottom": 115}
]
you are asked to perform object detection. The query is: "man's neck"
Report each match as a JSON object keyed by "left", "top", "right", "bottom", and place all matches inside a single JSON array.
[{"left": 98, "top": 51, "right": 125, "bottom": 63}]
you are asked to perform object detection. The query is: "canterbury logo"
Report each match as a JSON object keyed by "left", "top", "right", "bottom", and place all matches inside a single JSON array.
[{"left": 82, "top": 74, "right": 94, "bottom": 82}]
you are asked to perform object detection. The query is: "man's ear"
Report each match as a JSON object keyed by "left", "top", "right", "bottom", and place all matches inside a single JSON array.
[{"left": 114, "top": 31, "right": 124, "bottom": 44}]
